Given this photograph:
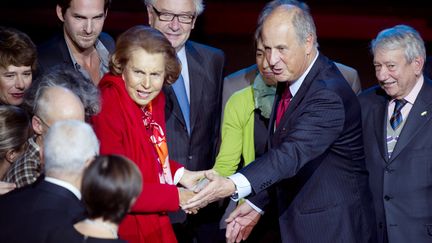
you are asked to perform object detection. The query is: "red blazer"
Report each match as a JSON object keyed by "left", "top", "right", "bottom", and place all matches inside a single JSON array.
[{"left": 91, "top": 74, "right": 181, "bottom": 243}]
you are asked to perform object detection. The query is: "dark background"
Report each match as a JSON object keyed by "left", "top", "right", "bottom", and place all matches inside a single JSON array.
[{"left": 1, "top": 0, "right": 431, "bottom": 89}]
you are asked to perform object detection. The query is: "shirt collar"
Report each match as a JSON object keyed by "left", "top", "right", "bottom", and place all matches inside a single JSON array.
[
  {"left": 45, "top": 176, "right": 81, "bottom": 200},
  {"left": 289, "top": 51, "right": 319, "bottom": 97},
  {"left": 176, "top": 46, "right": 188, "bottom": 73},
  {"left": 66, "top": 38, "right": 110, "bottom": 79},
  {"left": 391, "top": 75, "right": 424, "bottom": 105}
]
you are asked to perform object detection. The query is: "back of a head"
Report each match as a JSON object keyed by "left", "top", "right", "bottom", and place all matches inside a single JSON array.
[
  {"left": 82, "top": 155, "right": 142, "bottom": 224},
  {"left": 34, "top": 86, "right": 85, "bottom": 125},
  {"left": 110, "top": 25, "right": 181, "bottom": 85},
  {"left": 0, "top": 26, "right": 37, "bottom": 71},
  {"left": 24, "top": 67, "right": 99, "bottom": 119},
  {"left": 0, "top": 106, "right": 31, "bottom": 160},
  {"left": 44, "top": 120, "right": 99, "bottom": 177},
  {"left": 371, "top": 24, "right": 426, "bottom": 63}
]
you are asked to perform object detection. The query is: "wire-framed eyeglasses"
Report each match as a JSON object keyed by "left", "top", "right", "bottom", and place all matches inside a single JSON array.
[{"left": 151, "top": 5, "right": 195, "bottom": 24}]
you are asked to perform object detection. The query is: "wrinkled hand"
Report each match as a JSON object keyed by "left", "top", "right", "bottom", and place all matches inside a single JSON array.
[
  {"left": 178, "top": 188, "right": 199, "bottom": 214},
  {"left": 179, "top": 169, "right": 207, "bottom": 191},
  {"left": 181, "top": 170, "right": 236, "bottom": 211},
  {"left": 0, "top": 181, "right": 16, "bottom": 195},
  {"left": 226, "top": 202, "right": 261, "bottom": 243}
]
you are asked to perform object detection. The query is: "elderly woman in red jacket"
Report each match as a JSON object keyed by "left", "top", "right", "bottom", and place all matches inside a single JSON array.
[{"left": 91, "top": 25, "right": 202, "bottom": 243}]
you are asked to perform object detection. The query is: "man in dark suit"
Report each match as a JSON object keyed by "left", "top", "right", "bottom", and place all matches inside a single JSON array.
[
  {"left": 145, "top": 0, "right": 225, "bottom": 242},
  {"left": 37, "top": 0, "right": 114, "bottom": 85},
  {"left": 0, "top": 120, "right": 99, "bottom": 243},
  {"left": 222, "top": 62, "right": 362, "bottom": 112},
  {"left": 360, "top": 25, "right": 432, "bottom": 243},
  {"left": 183, "top": 3, "right": 376, "bottom": 243}
]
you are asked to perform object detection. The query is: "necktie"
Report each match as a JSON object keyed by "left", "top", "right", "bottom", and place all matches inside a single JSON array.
[
  {"left": 390, "top": 99, "right": 407, "bottom": 130},
  {"left": 275, "top": 84, "right": 292, "bottom": 127},
  {"left": 172, "top": 74, "right": 191, "bottom": 134}
]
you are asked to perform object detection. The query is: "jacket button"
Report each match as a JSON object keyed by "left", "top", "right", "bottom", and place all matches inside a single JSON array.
[
  {"left": 188, "top": 155, "right": 193, "bottom": 160},
  {"left": 384, "top": 168, "right": 393, "bottom": 173},
  {"left": 384, "top": 195, "right": 392, "bottom": 201}
]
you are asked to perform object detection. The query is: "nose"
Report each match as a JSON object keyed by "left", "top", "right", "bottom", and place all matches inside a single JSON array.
[
  {"left": 266, "top": 49, "right": 279, "bottom": 69},
  {"left": 142, "top": 76, "right": 151, "bottom": 89},
  {"left": 84, "top": 19, "right": 93, "bottom": 34},
  {"left": 168, "top": 17, "right": 181, "bottom": 31},
  {"left": 15, "top": 75, "right": 26, "bottom": 89}
]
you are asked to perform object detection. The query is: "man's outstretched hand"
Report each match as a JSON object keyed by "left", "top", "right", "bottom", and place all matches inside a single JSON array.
[{"left": 181, "top": 170, "right": 236, "bottom": 211}]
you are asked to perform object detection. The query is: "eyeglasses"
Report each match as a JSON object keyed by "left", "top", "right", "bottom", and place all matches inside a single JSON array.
[
  {"left": 35, "top": 115, "right": 51, "bottom": 129},
  {"left": 151, "top": 5, "right": 195, "bottom": 24}
]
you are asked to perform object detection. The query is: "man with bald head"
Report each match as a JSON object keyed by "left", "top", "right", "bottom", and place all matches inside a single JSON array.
[
  {"left": 4, "top": 72, "right": 86, "bottom": 188},
  {"left": 182, "top": 3, "right": 376, "bottom": 242}
]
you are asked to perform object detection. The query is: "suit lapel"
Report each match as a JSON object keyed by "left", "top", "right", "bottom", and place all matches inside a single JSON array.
[
  {"left": 164, "top": 85, "right": 186, "bottom": 128},
  {"left": 185, "top": 42, "right": 205, "bottom": 133},
  {"left": 389, "top": 79, "right": 432, "bottom": 162},
  {"left": 371, "top": 100, "right": 390, "bottom": 162},
  {"left": 273, "top": 54, "right": 323, "bottom": 134}
]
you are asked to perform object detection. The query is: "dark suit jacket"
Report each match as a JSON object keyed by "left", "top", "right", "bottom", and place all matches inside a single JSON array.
[
  {"left": 37, "top": 32, "right": 115, "bottom": 75},
  {"left": 164, "top": 40, "right": 224, "bottom": 171},
  {"left": 164, "top": 41, "right": 224, "bottom": 227},
  {"left": 0, "top": 179, "right": 85, "bottom": 243},
  {"left": 359, "top": 78, "right": 432, "bottom": 243},
  {"left": 240, "top": 54, "right": 376, "bottom": 243}
]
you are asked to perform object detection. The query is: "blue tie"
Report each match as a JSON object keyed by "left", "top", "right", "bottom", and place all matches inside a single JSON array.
[
  {"left": 390, "top": 99, "right": 407, "bottom": 130},
  {"left": 172, "top": 74, "right": 190, "bottom": 134}
]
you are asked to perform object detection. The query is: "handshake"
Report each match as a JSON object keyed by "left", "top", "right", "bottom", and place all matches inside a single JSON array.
[
  {"left": 177, "top": 169, "right": 262, "bottom": 242},
  {"left": 177, "top": 169, "right": 236, "bottom": 214}
]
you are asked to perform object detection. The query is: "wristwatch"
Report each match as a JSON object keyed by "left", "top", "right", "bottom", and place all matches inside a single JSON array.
[{"left": 231, "top": 189, "right": 239, "bottom": 200}]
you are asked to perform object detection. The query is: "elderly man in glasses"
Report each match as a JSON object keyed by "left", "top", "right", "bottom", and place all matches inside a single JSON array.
[{"left": 144, "top": 0, "right": 225, "bottom": 242}]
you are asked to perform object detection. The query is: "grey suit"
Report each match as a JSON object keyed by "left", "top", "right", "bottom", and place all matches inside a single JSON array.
[
  {"left": 222, "top": 62, "right": 361, "bottom": 112},
  {"left": 359, "top": 78, "right": 432, "bottom": 243}
]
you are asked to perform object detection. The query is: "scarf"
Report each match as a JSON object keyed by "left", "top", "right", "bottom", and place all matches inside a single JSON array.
[
  {"left": 142, "top": 103, "right": 173, "bottom": 185},
  {"left": 253, "top": 74, "right": 277, "bottom": 118}
]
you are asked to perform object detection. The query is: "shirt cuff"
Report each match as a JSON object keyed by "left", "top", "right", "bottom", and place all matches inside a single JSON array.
[
  {"left": 228, "top": 173, "right": 251, "bottom": 201},
  {"left": 245, "top": 199, "right": 264, "bottom": 215},
  {"left": 173, "top": 167, "right": 185, "bottom": 185}
]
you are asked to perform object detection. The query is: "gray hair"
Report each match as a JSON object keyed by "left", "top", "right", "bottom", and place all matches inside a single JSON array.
[
  {"left": 24, "top": 66, "right": 100, "bottom": 120},
  {"left": 371, "top": 24, "right": 426, "bottom": 63},
  {"left": 256, "top": 0, "right": 317, "bottom": 48},
  {"left": 44, "top": 120, "right": 99, "bottom": 176},
  {"left": 144, "top": 0, "right": 204, "bottom": 15}
]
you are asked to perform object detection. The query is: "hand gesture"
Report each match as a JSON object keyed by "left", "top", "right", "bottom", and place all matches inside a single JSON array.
[
  {"left": 181, "top": 170, "right": 236, "bottom": 211},
  {"left": 225, "top": 202, "right": 261, "bottom": 243},
  {"left": 179, "top": 169, "right": 206, "bottom": 190},
  {"left": 178, "top": 187, "right": 199, "bottom": 214}
]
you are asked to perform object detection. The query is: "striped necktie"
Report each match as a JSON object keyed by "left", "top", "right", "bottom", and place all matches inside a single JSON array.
[{"left": 390, "top": 99, "right": 407, "bottom": 130}]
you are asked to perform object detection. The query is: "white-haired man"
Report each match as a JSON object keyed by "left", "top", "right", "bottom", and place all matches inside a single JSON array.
[{"left": 0, "top": 120, "right": 99, "bottom": 243}]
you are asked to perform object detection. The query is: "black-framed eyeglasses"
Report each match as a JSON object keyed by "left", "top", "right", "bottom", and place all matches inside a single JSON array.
[{"left": 151, "top": 5, "right": 195, "bottom": 24}]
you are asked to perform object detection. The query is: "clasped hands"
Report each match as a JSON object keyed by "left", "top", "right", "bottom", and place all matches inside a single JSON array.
[
  {"left": 178, "top": 170, "right": 261, "bottom": 242},
  {"left": 178, "top": 169, "right": 236, "bottom": 214}
]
